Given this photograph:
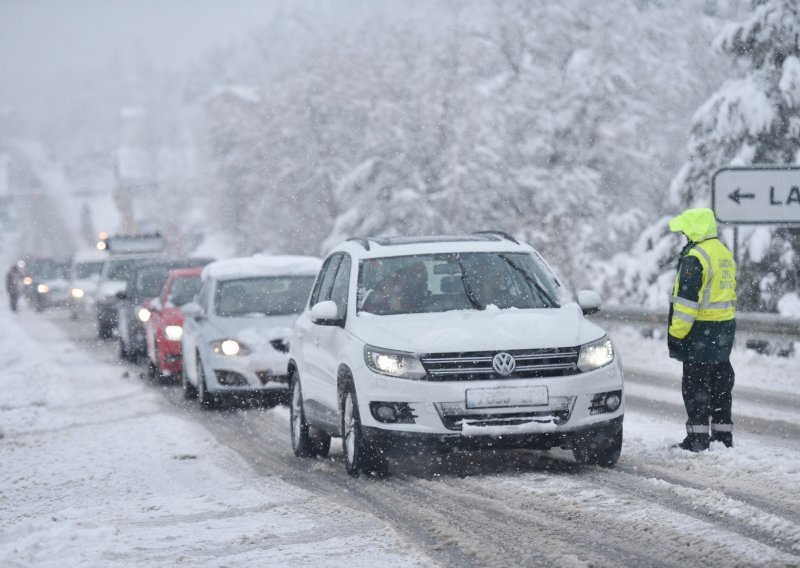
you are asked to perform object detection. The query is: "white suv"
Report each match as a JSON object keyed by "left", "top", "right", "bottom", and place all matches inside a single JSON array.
[{"left": 289, "top": 234, "right": 624, "bottom": 477}]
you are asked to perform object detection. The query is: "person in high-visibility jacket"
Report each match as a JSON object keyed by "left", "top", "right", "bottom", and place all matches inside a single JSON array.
[{"left": 667, "top": 208, "right": 736, "bottom": 452}]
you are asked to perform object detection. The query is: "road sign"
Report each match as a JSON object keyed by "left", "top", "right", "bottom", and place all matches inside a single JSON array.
[{"left": 712, "top": 166, "right": 800, "bottom": 224}]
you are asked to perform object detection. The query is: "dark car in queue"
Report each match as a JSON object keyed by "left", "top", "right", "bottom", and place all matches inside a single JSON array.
[{"left": 116, "top": 258, "right": 214, "bottom": 362}]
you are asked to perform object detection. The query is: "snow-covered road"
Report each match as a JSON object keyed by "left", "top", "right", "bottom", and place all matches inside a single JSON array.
[{"left": 2, "top": 307, "right": 799, "bottom": 567}]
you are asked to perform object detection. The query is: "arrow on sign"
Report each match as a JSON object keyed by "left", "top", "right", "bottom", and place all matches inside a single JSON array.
[{"left": 728, "top": 188, "right": 755, "bottom": 204}]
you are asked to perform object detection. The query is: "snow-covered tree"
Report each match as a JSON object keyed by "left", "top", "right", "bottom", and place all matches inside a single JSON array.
[{"left": 614, "top": 0, "right": 799, "bottom": 311}]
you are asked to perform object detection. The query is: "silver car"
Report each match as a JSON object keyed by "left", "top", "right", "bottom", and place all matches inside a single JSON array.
[{"left": 181, "top": 255, "right": 322, "bottom": 409}]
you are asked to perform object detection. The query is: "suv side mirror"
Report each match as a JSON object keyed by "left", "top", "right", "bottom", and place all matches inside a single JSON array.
[
  {"left": 181, "top": 301, "right": 204, "bottom": 321},
  {"left": 115, "top": 290, "right": 129, "bottom": 300},
  {"left": 577, "top": 290, "right": 602, "bottom": 315},
  {"left": 311, "top": 300, "right": 343, "bottom": 326}
]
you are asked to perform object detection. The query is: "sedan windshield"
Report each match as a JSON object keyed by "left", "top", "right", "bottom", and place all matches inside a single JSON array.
[
  {"left": 166, "top": 276, "right": 201, "bottom": 307},
  {"left": 215, "top": 276, "right": 316, "bottom": 317},
  {"left": 358, "top": 252, "right": 560, "bottom": 316}
]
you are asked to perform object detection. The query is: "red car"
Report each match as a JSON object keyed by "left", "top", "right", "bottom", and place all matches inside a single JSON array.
[{"left": 146, "top": 267, "right": 204, "bottom": 381}]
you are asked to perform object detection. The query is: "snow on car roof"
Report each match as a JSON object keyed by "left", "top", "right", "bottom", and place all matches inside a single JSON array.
[
  {"left": 202, "top": 255, "right": 322, "bottom": 281},
  {"left": 334, "top": 234, "right": 534, "bottom": 259}
]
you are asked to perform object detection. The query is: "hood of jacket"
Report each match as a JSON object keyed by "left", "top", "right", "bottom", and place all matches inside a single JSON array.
[{"left": 668, "top": 207, "right": 718, "bottom": 243}]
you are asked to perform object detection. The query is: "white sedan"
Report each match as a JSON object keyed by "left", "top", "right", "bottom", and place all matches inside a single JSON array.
[{"left": 181, "top": 255, "right": 322, "bottom": 409}]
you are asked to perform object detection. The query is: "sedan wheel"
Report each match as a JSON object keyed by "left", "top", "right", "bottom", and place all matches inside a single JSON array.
[
  {"left": 182, "top": 365, "right": 197, "bottom": 399},
  {"left": 197, "top": 357, "right": 217, "bottom": 410}
]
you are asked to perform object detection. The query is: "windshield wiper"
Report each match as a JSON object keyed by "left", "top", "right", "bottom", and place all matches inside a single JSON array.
[
  {"left": 498, "top": 254, "right": 558, "bottom": 308},
  {"left": 456, "top": 256, "right": 484, "bottom": 310}
]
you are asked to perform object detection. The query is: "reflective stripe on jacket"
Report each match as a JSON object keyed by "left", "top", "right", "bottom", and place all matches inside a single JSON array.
[{"left": 669, "top": 238, "right": 736, "bottom": 340}]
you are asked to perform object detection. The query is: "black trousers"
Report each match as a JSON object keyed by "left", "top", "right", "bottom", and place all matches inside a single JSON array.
[
  {"left": 8, "top": 293, "right": 18, "bottom": 312},
  {"left": 682, "top": 361, "right": 735, "bottom": 434}
]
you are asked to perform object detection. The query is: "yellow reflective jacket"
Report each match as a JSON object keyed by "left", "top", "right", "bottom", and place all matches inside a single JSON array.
[{"left": 668, "top": 208, "right": 737, "bottom": 340}]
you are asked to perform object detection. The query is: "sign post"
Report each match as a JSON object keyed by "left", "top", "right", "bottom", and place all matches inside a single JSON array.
[{"left": 711, "top": 166, "right": 800, "bottom": 264}]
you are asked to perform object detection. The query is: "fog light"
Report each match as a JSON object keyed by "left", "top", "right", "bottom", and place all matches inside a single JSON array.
[
  {"left": 137, "top": 308, "right": 151, "bottom": 322},
  {"left": 589, "top": 390, "right": 622, "bottom": 415},
  {"left": 604, "top": 392, "right": 621, "bottom": 412},
  {"left": 369, "top": 402, "right": 416, "bottom": 424},
  {"left": 375, "top": 404, "right": 397, "bottom": 422}
]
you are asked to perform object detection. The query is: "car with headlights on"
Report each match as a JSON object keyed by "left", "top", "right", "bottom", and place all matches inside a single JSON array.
[
  {"left": 67, "top": 248, "right": 108, "bottom": 319},
  {"left": 180, "top": 255, "right": 322, "bottom": 409},
  {"left": 21, "top": 257, "right": 72, "bottom": 312},
  {"left": 116, "top": 258, "right": 213, "bottom": 362},
  {"left": 288, "top": 233, "right": 624, "bottom": 477},
  {"left": 144, "top": 266, "right": 205, "bottom": 381}
]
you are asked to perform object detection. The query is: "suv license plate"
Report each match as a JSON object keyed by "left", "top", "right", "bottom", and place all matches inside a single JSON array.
[{"left": 465, "top": 386, "right": 548, "bottom": 409}]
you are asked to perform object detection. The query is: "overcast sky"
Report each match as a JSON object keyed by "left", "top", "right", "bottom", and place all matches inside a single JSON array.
[{"left": 0, "top": 0, "right": 280, "bottom": 108}]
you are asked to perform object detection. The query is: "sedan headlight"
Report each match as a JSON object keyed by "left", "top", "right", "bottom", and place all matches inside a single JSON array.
[
  {"left": 577, "top": 336, "right": 614, "bottom": 372},
  {"left": 164, "top": 325, "right": 183, "bottom": 341},
  {"left": 210, "top": 339, "right": 251, "bottom": 356},
  {"left": 37, "top": 284, "right": 50, "bottom": 294},
  {"left": 70, "top": 287, "right": 85, "bottom": 299},
  {"left": 137, "top": 308, "right": 151, "bottom": 322},
  {"left": 364, "top": 345, "right": 427, "bottom": 380}
]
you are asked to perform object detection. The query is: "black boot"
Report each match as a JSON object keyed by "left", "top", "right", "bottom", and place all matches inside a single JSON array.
[
  {"left": 672, "top": 434, "right": 709, "bottom": 452},
  {"left": 710, "top": 432, "right": 733, "bottom": 448}
]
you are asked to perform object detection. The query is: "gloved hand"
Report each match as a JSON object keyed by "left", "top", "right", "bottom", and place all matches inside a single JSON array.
[{"left": 668, "top": 334, "right": 685, "bottom": 361}]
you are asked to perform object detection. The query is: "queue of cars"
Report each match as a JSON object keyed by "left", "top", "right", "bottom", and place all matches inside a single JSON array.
[{"left": 27, "top": 231, "right": 625, "bottom": 478}]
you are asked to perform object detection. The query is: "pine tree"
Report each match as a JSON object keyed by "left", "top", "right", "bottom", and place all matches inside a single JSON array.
[{"left": 614, "top": 0, "right": 799, "bottom": 311}]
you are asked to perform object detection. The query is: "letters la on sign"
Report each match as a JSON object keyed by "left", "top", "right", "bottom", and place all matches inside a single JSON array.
[{"left": 712, "top": 167, "right": 800, "bottom": 225}]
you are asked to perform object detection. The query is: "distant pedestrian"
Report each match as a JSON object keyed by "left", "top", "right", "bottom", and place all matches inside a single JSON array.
[
  {"left": 6, "top": 264, "right": 22, "bottom": 312},
  {"left": 667, "top": 208, "right": 737, "bottom": 451}
]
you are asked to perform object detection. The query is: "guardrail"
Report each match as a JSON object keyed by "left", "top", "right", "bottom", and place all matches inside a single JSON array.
[{"left": 591, "top": 305, "right": 800, "bottom": 340}]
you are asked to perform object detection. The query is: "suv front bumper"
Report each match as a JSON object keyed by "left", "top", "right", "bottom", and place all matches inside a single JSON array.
[{"left": 353, "top": 357, "right": 624, "bottom": 442}]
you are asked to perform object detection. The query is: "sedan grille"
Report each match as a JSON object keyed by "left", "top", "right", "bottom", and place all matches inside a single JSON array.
[{"left": 421, "top": 347, "right": 579, "bottom": 381}]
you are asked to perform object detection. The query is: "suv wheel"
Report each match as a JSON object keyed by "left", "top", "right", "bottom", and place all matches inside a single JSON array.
[
  {"left": 572, "top": 423, "right": 623, "bottom": 467},
  {"left": 197, "top": 357, "right": 217, "bottom": 410},
  {"left": 290, "top": 374, "right": 313, "bottom": 457},
  {"left": 341, "top": 384, "right": 387, "bottom": 478}
]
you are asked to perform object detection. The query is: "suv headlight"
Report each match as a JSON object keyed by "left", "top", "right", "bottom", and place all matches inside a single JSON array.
[
  {"left": 364, "top": 345, "right": 427, "bottom": 380},
  {"left": 210, "top": 339, "right": 251, "bottom": 356},
  {"left": 577, "top": 336, "right": 614, "bottom": 372}
]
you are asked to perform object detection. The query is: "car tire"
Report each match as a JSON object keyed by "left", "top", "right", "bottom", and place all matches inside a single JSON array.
[
  {"left": 341, "top": 383, "right": 387, "bottom": 478},
  {"left": 290, "top": 373, "right": 331, "bottom": 458},
  {"left": 118, "top": 338, "right": 129, "bottom": 361},
  {"left": 572, "top": 423, "right": 623, "bottom": 467},
  {"left": 98, "top": 320, "right": 112, "bottom": 340},
  {"left": 181, "top": 365, "right": 197, "bottom": 399},
  {"left": 197, "top": 356, "right": 217, "bottom": 410}
]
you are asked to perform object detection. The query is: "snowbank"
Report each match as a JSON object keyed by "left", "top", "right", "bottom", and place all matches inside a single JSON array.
[{"left": 0, "top": 311, "right": 431, "bottom": 567}]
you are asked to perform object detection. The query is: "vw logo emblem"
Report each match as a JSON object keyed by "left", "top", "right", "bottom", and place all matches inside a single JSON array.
[{"left": 492, "top": 352, "right": 516, "bottom": 376}]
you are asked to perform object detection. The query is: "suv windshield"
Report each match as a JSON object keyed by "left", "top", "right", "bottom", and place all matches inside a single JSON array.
[
  {"left": 215, "top": 276, "right": 316, "bottom": 317},
  {"left": 358, "top": 252, "right": 560, "bottom": 316}
]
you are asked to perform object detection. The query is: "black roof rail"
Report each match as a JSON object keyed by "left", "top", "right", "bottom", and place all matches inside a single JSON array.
[
  {"left": 346, "top": 237, "right": 371, "bottom": 251},
  {"left": 472, "top": 230, "right": 519, "bottom": 244}
]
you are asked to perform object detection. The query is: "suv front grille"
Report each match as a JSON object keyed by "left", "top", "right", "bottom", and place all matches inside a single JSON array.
[{"left": 421, "top": 348, "right": 579, "bottom": 381}]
